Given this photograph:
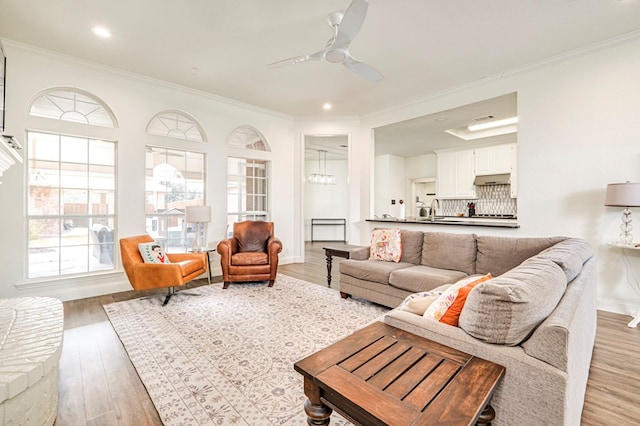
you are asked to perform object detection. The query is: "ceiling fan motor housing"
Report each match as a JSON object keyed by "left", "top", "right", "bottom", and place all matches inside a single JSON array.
[{"left": 325, "top": 49, "right": 348, "bottom": 63}]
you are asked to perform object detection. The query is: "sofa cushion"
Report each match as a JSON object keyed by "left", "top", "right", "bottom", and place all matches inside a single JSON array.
[
  {"left": 536, "top": 238, "right": 593, "bottom": 282},
  {"left": 370, "top": 229, "right": 402, "bottom": 262},
  {"left": 475, "top": 235, "right": 565, "bottom": 276},
  {"left": 398, "top": 229, "right": 424, "bottom": 264},
  {"left": 459, "top": 257, "right": 567, "bottom": 345},
  {"left": 389, "top": 265, "right": 467, "bottom": 294},
  {"left": 339, "top": 259, "right": 413, "bottom": 285},
  {"left": 421, "top": 232, "right": 476, "bottom": 275}
]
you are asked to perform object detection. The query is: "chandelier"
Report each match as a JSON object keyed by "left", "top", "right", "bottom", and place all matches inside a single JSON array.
[{"left": 308, "top": 150, "right": 336, "bottom": 185}]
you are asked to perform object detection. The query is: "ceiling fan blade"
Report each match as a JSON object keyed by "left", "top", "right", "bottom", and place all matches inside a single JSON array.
[
  {"left": 343, "top": 56, "right": 383, "bottom": 82},
  {"left": 268, "top": 50, "right": 324, "bottom": 69},
  {"left": 333, "top": 0, "right": 369, "bottom": 50}
]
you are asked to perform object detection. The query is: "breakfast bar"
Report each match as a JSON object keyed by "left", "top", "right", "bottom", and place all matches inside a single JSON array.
[{"left": 367, "top": 216, "right": 519, "bottom": 229}]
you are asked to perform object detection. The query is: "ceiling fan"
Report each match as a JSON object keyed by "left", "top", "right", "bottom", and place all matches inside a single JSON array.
[{"left": 268, "top": 0, "right": 383, "bottom": 82}]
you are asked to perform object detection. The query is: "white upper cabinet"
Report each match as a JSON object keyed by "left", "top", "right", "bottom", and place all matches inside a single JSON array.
[
  {"left": 436, "top": 149, "right": 476, "bottom": 199},
  {"left": 474, "top": 143, "right": 516, "bottom": 175}
]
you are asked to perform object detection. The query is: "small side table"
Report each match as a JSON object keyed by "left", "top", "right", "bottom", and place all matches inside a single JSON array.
[
  {"left": 190, "top": 247, "right": 216, "bottom": 285},
  {"left": 609, "top": 242, "right": 640, "bottom": 328},
  {"left": 323, "top": 245, "right": 364, "bottom": 287}
]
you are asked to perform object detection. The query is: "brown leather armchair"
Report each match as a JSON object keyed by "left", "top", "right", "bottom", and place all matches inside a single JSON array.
[
  {"left": 217, "top": 221, "right": 282, "bottom": 289},
  {"left": 120, "top": 235, "right": 208, "bottom": 305}
]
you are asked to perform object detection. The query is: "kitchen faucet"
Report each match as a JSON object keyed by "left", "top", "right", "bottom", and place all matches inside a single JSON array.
[{"left": 429, "top": 198, "right": 439, "bottom": 222}]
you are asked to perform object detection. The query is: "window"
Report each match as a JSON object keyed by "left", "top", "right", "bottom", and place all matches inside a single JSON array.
[
  {"left": 227, "top": 125, "right": 268, "bottom": 151},
  {"left": 226, "top": 157, "right": 270, "bottom": 228},
  {"left": 146, "top": 110, "right": 206, "bottom": 142},
  {"left": 30, "top": 88, "right": 116, "bottom": 127},
  {"left": 27, "top": 131, "right": 116, "bottom": 278},
  {"left": 145, "top": 146, "right": 206, "bottom": 252},
  {"left": 225, "top": 126, "right": 271, "bottom": 233}
]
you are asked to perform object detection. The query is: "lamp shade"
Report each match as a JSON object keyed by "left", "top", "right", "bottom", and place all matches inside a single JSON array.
[
  {"left": 605, "top": 182, "right": 640, "bottom": 207},
  {"left": 185, "top": 206, "right": 211, "bottom": 223}
]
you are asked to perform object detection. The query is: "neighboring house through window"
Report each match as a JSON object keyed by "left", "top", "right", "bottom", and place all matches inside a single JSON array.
[{"left": 26, "top": 88, "right": 117, "bottom": 278}]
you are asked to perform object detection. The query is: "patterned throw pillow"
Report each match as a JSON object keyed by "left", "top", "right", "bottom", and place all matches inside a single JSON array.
[
  {"left": 439, "top": 273, "right": 493, "bottom": 326},
  {"left": 424, "top": 274, "right": 492, "bottom": 321},
  {"left": 398, "top": 290, "right": 445, "bottom": 315},
  {"left": 369, "top": 229, "right": 402, "bottom": 262},
  {"left": 138, "top": 242, "right": 171, "bottom": 264}
]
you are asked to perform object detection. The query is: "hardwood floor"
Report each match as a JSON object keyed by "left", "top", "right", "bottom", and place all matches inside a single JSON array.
[{"left": 55, "top": 242, "right": 640, "bottom": 425}]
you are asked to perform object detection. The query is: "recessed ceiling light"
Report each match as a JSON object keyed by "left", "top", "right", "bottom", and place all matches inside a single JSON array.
[
  {"left": 322, "top": 103, "right": 332, "bottom": 111},
  {"left": 91, "top": 26, "right": 112, "bottom": 38},
  {"left": 468, "top": 116, "right": 518, "bottom": 132}
]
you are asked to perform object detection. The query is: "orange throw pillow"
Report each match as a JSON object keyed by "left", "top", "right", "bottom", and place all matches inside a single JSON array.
[{"left": 439, "top": 273, "right": 492, "bottom": 327}]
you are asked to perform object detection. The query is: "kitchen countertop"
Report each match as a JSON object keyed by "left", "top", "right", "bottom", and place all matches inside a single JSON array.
[{"left": 367, "top": 216, "right": 519, "bottom": 228}]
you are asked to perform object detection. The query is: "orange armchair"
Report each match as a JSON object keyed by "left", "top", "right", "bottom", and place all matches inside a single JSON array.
[
  {"left": 120, "top": 235, "right": 208, "bottom": 305},
  {"left": 217, "top": 221, "right": 282, "bottom": 289}
]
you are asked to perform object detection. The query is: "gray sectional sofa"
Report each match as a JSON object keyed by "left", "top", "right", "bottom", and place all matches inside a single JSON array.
[{"left": 338, "top": 230, "right": 596, "bottom": 426}]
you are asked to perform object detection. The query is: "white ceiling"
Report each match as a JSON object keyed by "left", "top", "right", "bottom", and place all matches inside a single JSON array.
[{"left": 1, "top": 0, "right": 640, "bottom": 120}]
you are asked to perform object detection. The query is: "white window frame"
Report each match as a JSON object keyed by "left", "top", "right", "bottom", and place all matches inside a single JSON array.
[
  {"left": 25, "top": 88, "right": 118, "bottom": 280},
  {"left": 226, "top": 157, "right": 270, "bottom": 230}
]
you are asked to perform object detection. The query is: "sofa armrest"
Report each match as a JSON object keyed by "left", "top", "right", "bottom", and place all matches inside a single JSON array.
[
  {"left": 521, "top": 256, "right": 597, "bottom": 372},
  {"left": 349, "top": 246, "right": 370, "bottom": 260}
]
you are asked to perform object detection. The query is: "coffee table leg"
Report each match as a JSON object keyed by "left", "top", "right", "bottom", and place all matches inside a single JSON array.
[
  {"left": 325, "top": 252, "right": 333, "bottom": 287},
  {"left": 476, "top": 403, "right": 496, "bottom": 426},
  {"left": 303, "top": 377, "right": 332, "bottom": 425}
]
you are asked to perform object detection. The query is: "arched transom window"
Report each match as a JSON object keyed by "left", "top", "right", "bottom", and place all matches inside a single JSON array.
[
  {"left": 146, "top": 110, "right": 206, "bottom": 142},
  {"left": 227, "top": 125, "right": 270, "bottom": 151},
  {"left": 29, "top": 88, "right": 117, "bottom": 128}
]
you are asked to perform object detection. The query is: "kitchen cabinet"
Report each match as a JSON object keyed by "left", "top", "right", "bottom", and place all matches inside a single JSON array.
[
  {"left": 436, "top": 149, "right": 476, "bottom": 199},
  {"left": 474, "top": 143, "right": 515, "bottom": 175}
]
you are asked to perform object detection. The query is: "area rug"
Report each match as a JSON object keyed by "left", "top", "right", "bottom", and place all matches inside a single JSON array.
[{"left": 104, "top": 274, "right": 389, "bottom": 425}]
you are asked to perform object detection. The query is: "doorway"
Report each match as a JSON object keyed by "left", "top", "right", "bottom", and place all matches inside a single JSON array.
[
  {"left": 411, "top": 177, "right": 436, "bottom": 217},
  {"left": 303, "top": 135, "right": 349, "bottom": 244}
]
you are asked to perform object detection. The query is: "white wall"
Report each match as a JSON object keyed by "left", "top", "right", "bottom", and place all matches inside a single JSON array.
[
  {"left": 374, "top": 154, "right": 404, "bottom": 217},
  {"left": 0, "top": 42, "right": 296, "bottom": 300},
  {"left": 356, "top": 34, "right": 640, "bottom": 316},
  {"left": 3, "top": 34, "right": 640, "bottom": 316}
]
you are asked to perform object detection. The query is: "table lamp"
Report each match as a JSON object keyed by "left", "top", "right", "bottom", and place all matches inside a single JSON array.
[
  {"left": 605, "top": 182, "right": 640, "bottom": 245},
  {"left": 185, "top": 206, "right": 211, "bottom": 251}
]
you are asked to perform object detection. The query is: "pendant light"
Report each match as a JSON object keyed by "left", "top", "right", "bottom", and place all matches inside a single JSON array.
[{"left": 308, "top": 150, "right": 336, "bottom": 185}]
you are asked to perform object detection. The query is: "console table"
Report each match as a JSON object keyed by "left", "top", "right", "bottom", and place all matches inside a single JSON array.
[
  {"left": 311, "top": 218, "right": 346, "bottom": 242},
  {"left": 609, "top": 242, "right": 640, "bottom": 327},
  {"left": 295, "top": 321, "right": 505, "bottom": 426}
]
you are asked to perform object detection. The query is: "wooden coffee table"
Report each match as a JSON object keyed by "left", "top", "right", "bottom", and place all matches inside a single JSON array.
[{"left": 294, "top": 321, "right": 505, "bottom": 426}]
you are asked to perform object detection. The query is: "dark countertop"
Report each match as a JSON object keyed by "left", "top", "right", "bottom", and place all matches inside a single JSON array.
[{"left": 367, "top": 216, "right": 519, "bottom": 229}]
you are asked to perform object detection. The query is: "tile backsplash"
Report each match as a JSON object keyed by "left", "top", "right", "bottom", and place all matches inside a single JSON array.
[{"left": 440, "top": 184, "right": 517, "bottom": 216}]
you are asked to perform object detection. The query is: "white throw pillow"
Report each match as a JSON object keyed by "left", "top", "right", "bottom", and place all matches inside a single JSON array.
[
  {"left": 398, "top": 290, "right": 444, "bottom": 315},
  {"left": 138, "top": 242, "right": 171, "bottom": 264}
]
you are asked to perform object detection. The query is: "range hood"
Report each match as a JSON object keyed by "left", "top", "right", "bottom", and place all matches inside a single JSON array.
[{"left": 473, "top": 173, "right": 511, "bottom": 186}]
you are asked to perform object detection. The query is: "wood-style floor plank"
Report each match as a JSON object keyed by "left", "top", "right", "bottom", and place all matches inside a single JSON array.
[{"left": 54, "top": 242, "right": 640, "bottom": 425}]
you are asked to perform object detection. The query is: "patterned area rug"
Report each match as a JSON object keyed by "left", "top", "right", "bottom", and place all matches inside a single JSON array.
[{"left": 104, "top": 274, "right": 389, "bottom": 425}]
